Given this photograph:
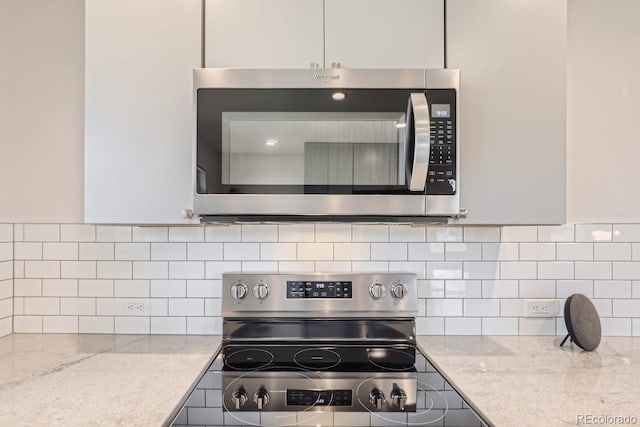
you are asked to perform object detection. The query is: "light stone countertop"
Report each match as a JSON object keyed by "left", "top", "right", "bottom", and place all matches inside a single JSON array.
[
  {"left": 1, "top": 334, "right": 639, "bottom": 427},
  {"left": 0, "top": 334, "right": 221, "bottom": 427},
  {"left": 418, "top": 336, "right": 640, "bottom": 427}
]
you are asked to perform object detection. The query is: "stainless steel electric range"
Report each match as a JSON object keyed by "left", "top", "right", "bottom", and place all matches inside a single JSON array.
[{"left": 166, "top": 273, "right": 491, "bottom": 427}]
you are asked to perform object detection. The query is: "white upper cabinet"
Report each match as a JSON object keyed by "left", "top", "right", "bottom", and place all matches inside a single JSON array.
[
  {"left": 205, "top": 0, "right": 324, "bottom": 68},
  {"left": 324, "top": 0, "right": 444, "bottom": 69},
  {"left": 85, "top": 0, "right": 201, "bottom": 224},
  {"left": 448, "top": 0, "right": 567, "bottom": 224}
]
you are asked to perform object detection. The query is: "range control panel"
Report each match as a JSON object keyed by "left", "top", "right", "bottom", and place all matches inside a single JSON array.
[
  {"left": 286, "top": 281, "right": 352, "bottom": 299},
  {"left": 287, "top": 389, "right": 352, "bottom": 407},
  {"left": 426, "top": 89, "right": 457, "bottom": 195}
]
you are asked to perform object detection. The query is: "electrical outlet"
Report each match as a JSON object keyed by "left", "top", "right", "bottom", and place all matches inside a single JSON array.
[
  {"left": 526, "top": 299, "right": 557, "bottom": 317},
  {"left": 124, "top": 301, "right": 148, "bottom": 314}
]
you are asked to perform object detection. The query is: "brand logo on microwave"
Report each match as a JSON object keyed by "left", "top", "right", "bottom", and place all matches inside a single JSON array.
[{"left": 315, "top": 74, "right": 340, "bottom": 82}]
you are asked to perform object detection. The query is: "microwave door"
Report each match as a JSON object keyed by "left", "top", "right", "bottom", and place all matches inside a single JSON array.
[{"left": 405, "top": 93, "right": 431, "bottom": 192}]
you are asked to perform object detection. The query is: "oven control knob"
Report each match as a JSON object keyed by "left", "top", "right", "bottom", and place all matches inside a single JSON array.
[
  {"left": 252, "top": 283, "right": 270, "bottom": 300},
  {"left": 391, "top": 282, "right": 408, "bottom": 299},
  {"left": 369, "top": 388, "right": 385, "bottom": 410},
  {"left": 253, "top": 387, "right": 270, "bottom": 410},
  {"left": 230, "top": 283, "right": 248, "bottom": 300},
  {"left": 232, "top": 387, "right": 248, "bottom": 409},
  {"left": 369, "top": 283, "right": 387, "bottom": 300},
  {"left": 390, "top": 387, "right": 408, "bottom": 411}
]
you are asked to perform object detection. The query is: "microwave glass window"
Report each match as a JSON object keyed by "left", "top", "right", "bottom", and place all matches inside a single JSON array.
[
  {"left": 431, "top": 104, "right": 450, "bottom": 118},
  {"left": 221, "top": 112, "right": 406, "bottom": 187}
]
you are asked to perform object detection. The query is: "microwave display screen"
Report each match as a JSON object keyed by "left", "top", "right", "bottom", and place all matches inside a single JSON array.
[{"left": 431, "top": 104, "right": 451, "bottom": 118}]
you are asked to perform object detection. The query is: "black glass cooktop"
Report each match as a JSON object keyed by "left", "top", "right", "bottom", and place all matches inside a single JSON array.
[{"left": 166, "top": 346, "right": 491, "bottom": 427}]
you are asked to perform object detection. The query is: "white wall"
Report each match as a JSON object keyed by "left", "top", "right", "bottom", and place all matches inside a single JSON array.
[
  {"left": 0, "top": 0, "right": 84, "bottom": 223},
  {"left": 567, "top": 0, "right": 640, "bottom": 222},
  {"left": 0, "top": 0, "right": 12, "bottom": 221}
]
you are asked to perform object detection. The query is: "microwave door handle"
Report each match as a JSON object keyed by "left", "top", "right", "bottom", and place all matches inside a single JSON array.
[{"left": 405, "top": 93, "right": 431, "bottom": 192}]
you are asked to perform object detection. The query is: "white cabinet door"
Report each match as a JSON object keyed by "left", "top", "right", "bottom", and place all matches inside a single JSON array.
[
  {"left": 448, "top": 0, "right": 567, "bottom": 224},
  {"left": 324, "top": 0, "right": 444, "bottom": 69},
  {"left": 205, "top": 0, "right": 324, "bottom": 68},
  {"left": 85, "top": 0, "right": 201, "bottom": 224}
]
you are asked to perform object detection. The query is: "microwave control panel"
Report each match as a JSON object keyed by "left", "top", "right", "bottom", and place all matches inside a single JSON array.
[{"left": 426, "top": 89, "right": 457, "bottom": 195}]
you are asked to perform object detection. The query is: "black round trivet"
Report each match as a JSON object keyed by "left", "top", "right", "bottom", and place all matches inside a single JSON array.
[{"left": 560, "top": 293, "right": 601, "bottom": 351}]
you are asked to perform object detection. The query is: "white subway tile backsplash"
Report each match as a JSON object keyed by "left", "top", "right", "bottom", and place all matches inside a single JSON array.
[
  {"left": 61, "top": 225, "right": 95, "bottom": 242},
  {"left": 613, "top": 262, "right": 640, "bottom": 280},
  {"left": 61, "top": 298, "right": 96, "bottom": 315},
  {"left": 14, "top": 279, "right": 41, "bottom": 296},
  {"left": 408, "top": 243, "right": 444, "bottom": 261},
  {"left": 14, "top": 260, "right": 24, "bottom": 279},
  {"left": 315, "top": 261, "right": 351, "bottom": 272},
  {"left": 352, "top": 261, "right": 389, "bottom": 273},
  {"left": 427, "top": 299, "right": 462, "bottom": 317},
  {"left": 277, "top": 261, "right": 315, "bottom": 273},
  {"left": 482, "top": 280, "right": 518, "bottom": 298},
  {"left": 151, "top": 299, "right": 168, "bottom": 316},
  {"left": 613, "top": 300, "right": 640, "bottom": 317},
  {"left": 416, "top": 317, "right": 444, "bottom": 335},
  {"left": 315, "top": 224, "right": 351, "bottom": 242},
  {"left": 0, "top": 281, "right": 12, "bottom": 299},
  {"left": 0, "top": 261, "right": 12, "bottom": 280},
  {"left": 187, "top": 280, "right": 219, "bottom": 298},
  {"left": 427, "top": 226, "right": 463, "bottom": 242},
  {"left": 205, "top": 261, "right": 241, "bottom": 279},
  {"left": 114, "top": 280, "right": 149, "bottom": 298},
  {"left": 260, "top": 243, "right": 296, "bottom": 261},
  {"left": 482, "top": 243, "right": 519, "bottom": 261},
  {"left": 519, "top": 243, "right": 555, "bottom": 261},
  {"left": 389, "top": 225, "right": 426, "bottom": 242},
  {"left": 204, "top": 298, "right": 222, "bottom": 317},
  {"left": 169, "top": 298, "right": 204, "bottom": 316},
  {"left": 557, "top": 243, "right": 593, "bottom": 261},
  {"left": 205, "top": 225, "right": 241, "bottom": 242},
  {"left": 538, "top": 262, "right": 573, "bottom": 279},
  {"left": 150, "top": 280, "right": 186, "bottom": 297},
  {"left": 633, "top": 281, "right": 640, "bottom": 298},
  {"left": 115, "top": 243, "right": 150, "bottom": 261},
  {"left": 0, "top": 298, "right": 12, "bottom": 317},
  {"left": 79, "top": 316, "right": 114, "bottom": 333},
  {"left": 151, "top": 243, "right": 186, "bottom": 261},
  {"left": 445, "top": 243, "right": 481, "bottom": 261},
  {"left": 25, "top": 261, "right": 60, "bottom": 279},
  {"left": 575, "top": 224, "right": 612, "bottom": 242},
  {"left": 278, "top": 224, "right": 314, "bottom": 242},
  {"left": 24, "top": 297, "right": 59, "bottom": 315},
  {"left": 426, "top": 262, "right": 461, "bottom": 280},
  {"left": 0, "top": 242, "right": 12, "bottom": 262},
  {"left": 500, "top": 262, "right": 536, "bottom": 280},
  {"left": 634, "top": 320, "right": 640, "bottom": 337},
  {"left": 298, "top": 243, "right": 333, "bottom": 261},
  {"left": 79, "top": 280, "right": 113, "bottom": 297},
  {"left": 14, "top": 242, "right": 42, "bottom": 260},
  {"left": 43, "top": 243, "right": 78, "bottom": 260},
  {"left": 463, "top": 227, "right": 500, "bottom": 242},
  {"left": 352, "top": 225, "right": 388, "bottom": 242},
  {"left": 519, "top": 318, "right": 556, "bottom": 335},
  {"left": 169, "top": 226, "right": 204, "bottom": 242},
  {"left": 482, "top": 318, "right": 519, "bottom": 335},
  {"left": 241, "top": 225, "right": 277, "bottom": 242},
  {"left": 24, "top": 224, "right": 60, "bottom": 242},
  {"left": 43, "top": 279, "right": 77, "bottom": 297},
  {"left": 224, "top": 243, "right": 260, "bottom": 260},
  {"left": 500, "top": 226, "right": 537, "bottom": 242},
  {"left": 97, "top": 226, "right": 131, "bottom": 242},
  {"left": 187, "top": 317, "right": 220, "bottom": 335},
  {"left": 14, "top": 316, "right": 42, "bottom": 333},
  {"left": 594, "top": 281, "right": 632, "bottom": 299},
  {"left": 80, "top": 243, "right": 114, "bottom": 261},
  {"left": 613, "top": 224, "right": 640, "bottom": 242},
  {"left": 591, "top": 299, "right": 612, "bottom": 317},
  {"left": 538, "top": 225, "right": 574, "bottom": 242},
  {"left": 446, "top": 280, "right": 481, "bottom": 298},
  {"left": 600, "top": 318, "right": 631, "bottom": 336},
  {"left": 595, "top": 243, "right": 631, "bottom": 261},
  {"left": 0, "top": 224, "right": 13, "bottom": 242},
  {"left": 241, "top": 261, "right": 278, "bottom": 273},
  {"left": 575, "top": 262, "right": 612, "bottom": 280},
  {"left": 97, "top": 261, "right": 131, "bottom": 279},
  {"left": 519, "top": 280, "right": 556, "bottom": 298},
  {"left": 151, "top": 317, "right": 186, "bottom": 334},
  {"left": 61, "top": 261, "right": 97, "bottom": 279},
  {"left": 557, "top": 280, "right": 593, "bottom": 298},
  {"left": 464, "top": 299, "right": 500, "bottom": 317},
  {"left": 132, "top": 261, "right": 168, "bottom": 279},
  {"left": 418, "top": 280, "right": 444, "bottom": 298},
  {"left": 500, "top": 299, "right": 523, "bottom": 317},
  {"left": 115, "top": 317, "right": 150, "bottom": 334},
  {"left": 463, "top": 262, "right": 499, "bottom": 280},
  {"left": 445, "top": 318, "right": 481, "bottom": 335},
  {"left": 132, "top": 226, "right": 168, "bottom": 242},
  {"left": 371, "top": 243, "right": 406, "bottom": 261}
]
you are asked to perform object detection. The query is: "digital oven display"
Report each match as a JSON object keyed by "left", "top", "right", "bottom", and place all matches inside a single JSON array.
[
  {"left": 287, "top": 389, "right": 352, "bottom": 406},
  {"left": 286, "top": 281, "right": 353, "bottom": 299}
]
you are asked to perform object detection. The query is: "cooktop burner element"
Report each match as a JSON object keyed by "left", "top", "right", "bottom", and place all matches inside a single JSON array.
[{"left": 166, "top": 273, "right": 492, "bottom": 426}]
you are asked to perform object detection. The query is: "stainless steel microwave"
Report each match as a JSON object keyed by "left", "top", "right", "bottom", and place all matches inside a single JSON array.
[{"left": 193, "top": 68, "right": 461, "bottom": 222}]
